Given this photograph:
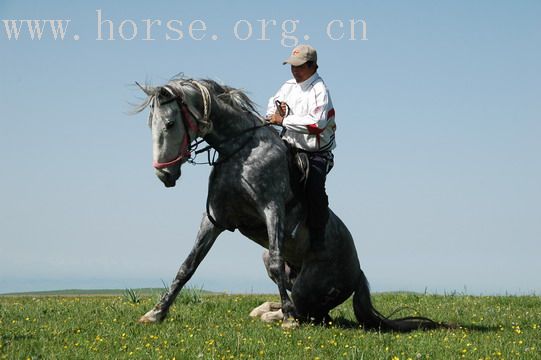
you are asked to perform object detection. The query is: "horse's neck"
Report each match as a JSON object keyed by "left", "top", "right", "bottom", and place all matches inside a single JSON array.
[{"left": 204, "top": 108, "right": 260, "bottom": 147}]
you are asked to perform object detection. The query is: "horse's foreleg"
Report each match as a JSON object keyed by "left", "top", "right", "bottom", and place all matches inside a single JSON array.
[
  {"left": 264, "top": 203, "right": 298, "bottom": 328},
  {"left": 262, "top": 250, "right": 297, "bottom": 290},
  {"left": 139, "top": 214, "right": 222, "bottom": 323}
]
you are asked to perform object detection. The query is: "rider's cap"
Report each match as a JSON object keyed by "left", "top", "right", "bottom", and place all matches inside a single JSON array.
[{"left": 283, "top": 44, "right": 317, "bottom": 66}]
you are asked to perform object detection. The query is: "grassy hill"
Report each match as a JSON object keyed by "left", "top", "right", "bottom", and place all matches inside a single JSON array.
[
  {"left": 1, "top": 288, "right": 169, "bottom": 297},
  {"left": 0, "top": 287, "right": 214, "bottom": 297}
]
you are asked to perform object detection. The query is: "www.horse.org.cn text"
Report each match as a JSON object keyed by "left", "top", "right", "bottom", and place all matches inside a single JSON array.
[{"left": 1, "top": 9, "right": 367, "bottom": 47}]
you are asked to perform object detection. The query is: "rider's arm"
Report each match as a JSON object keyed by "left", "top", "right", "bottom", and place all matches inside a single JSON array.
[
  {"left": 282, "top": 83, "right": 334, "bottom": 135},
  {"left": 266, "top": 80, "right": 295, "bottom": 118}
]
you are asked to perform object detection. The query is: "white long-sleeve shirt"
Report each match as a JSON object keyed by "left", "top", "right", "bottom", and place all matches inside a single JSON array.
[{"left": 266, "top": 72, "right": 336, "bottom": 152}]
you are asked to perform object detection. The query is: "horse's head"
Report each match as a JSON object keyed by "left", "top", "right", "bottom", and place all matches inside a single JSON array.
[
  {"left": 137, "top": 81, "right": 207, "bottom": 187},
  {"left": 136, "top": 78, "right": 262, "bottom": 187}
]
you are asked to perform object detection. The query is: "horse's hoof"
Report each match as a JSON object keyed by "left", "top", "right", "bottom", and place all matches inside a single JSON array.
[
  {"left": 138, "top": 309, "right": 163, "bottom": 323},
  {"left": 249, "top": 301, "right": 282, "bottom": 318},
  {"left": 281, "top": 317, "right": 299, "bottom": 329},
  {"left": 138, "top": 315, "right": 156, "bottom": 324},
  {"left": 261, "top": 309, "right": 283, "bottom": 323}
]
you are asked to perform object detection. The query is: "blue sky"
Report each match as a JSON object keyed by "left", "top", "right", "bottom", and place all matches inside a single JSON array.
[{"left": 1, "top": 0, "right": 540, "bottom": 295}]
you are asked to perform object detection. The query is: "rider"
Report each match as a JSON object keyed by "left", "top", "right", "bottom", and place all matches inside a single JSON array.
[{"left": 266, "top": 44, "right": 336, "bottom": 251}]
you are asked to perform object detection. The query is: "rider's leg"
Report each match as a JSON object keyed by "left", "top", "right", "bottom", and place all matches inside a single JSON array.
[{"left": 305, "top": 153, "right": 330, "bottom": 251}]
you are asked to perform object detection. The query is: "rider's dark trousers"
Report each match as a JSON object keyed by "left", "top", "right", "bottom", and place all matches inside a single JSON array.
[{"left": 305, "top": 152, "right": 333, "bottom": 231}]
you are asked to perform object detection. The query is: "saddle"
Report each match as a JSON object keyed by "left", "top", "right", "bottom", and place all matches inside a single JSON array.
[{"left": 284, "top": 141, "right": 310, "bottom": 199}]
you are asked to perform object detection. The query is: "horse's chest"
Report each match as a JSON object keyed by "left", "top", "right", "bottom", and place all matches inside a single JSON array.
[{"left": 210, "top": 170, "right": 258, "bottom": 208}]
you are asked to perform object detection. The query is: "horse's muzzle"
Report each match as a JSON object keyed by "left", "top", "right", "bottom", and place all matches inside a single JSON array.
[{"left": 155, "top": 168, "right": 181, "bottom": 188}]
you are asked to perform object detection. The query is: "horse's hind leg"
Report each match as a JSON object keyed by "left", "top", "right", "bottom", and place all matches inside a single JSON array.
[
  {"left": 139, "top": 214, "right": 223, "bottom": 323},
  {"left": 291, "top": 259, "right": 353, "bottom": 324}
]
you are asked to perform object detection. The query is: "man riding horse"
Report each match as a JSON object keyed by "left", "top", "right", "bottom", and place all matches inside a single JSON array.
[
  {"left": 135, "top": 56, "right": 444, "bottom": 330},
  {"left": 267, "top": 44, "right": 336, "bottom": 252}
]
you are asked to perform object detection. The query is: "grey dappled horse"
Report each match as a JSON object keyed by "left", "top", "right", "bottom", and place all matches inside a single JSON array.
[{"left": 135, "top": 77, "right": 442, "bottom": 331}]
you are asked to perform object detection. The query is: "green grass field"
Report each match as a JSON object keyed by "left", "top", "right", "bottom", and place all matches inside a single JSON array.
[{"left": 1, "top": 291, "right": 539, "bottom": 359}]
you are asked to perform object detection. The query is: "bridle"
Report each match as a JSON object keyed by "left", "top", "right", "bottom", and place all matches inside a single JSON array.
[
  {"left": 151, "top": 81, "right": 271, "bottom": 170},
  {"left": 152, "top": 84, "right": 207, "bottom": 170}
]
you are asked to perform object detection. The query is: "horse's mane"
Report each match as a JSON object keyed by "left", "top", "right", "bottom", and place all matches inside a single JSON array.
[
  {"left": 199, "top": 79, "right": 261, "bottom": 117},
  {"left": 133, "top": 77, "right": 262, "bottom": 120}
]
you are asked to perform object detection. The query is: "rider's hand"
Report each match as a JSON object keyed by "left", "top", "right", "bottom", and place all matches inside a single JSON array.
[
  {"left": 268, "top": 113, "right": 284, "bottom": 125},
  {"left": 280, "top": 102, "right": 288, "bottom": 116}
]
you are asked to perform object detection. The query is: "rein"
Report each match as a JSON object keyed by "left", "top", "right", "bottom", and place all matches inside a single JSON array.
[{"left": 188, "top": 122, "right": 271, "bottom": 166}]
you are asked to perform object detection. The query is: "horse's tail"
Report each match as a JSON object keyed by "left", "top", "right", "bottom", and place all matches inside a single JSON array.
[{"left": 353, "top": 270, "right": 446, "bottom": 332}]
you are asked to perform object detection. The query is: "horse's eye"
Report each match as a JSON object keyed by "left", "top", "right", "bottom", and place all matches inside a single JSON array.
[{"left": 165, "top": 120, "right": 174, "bottom": 129}]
